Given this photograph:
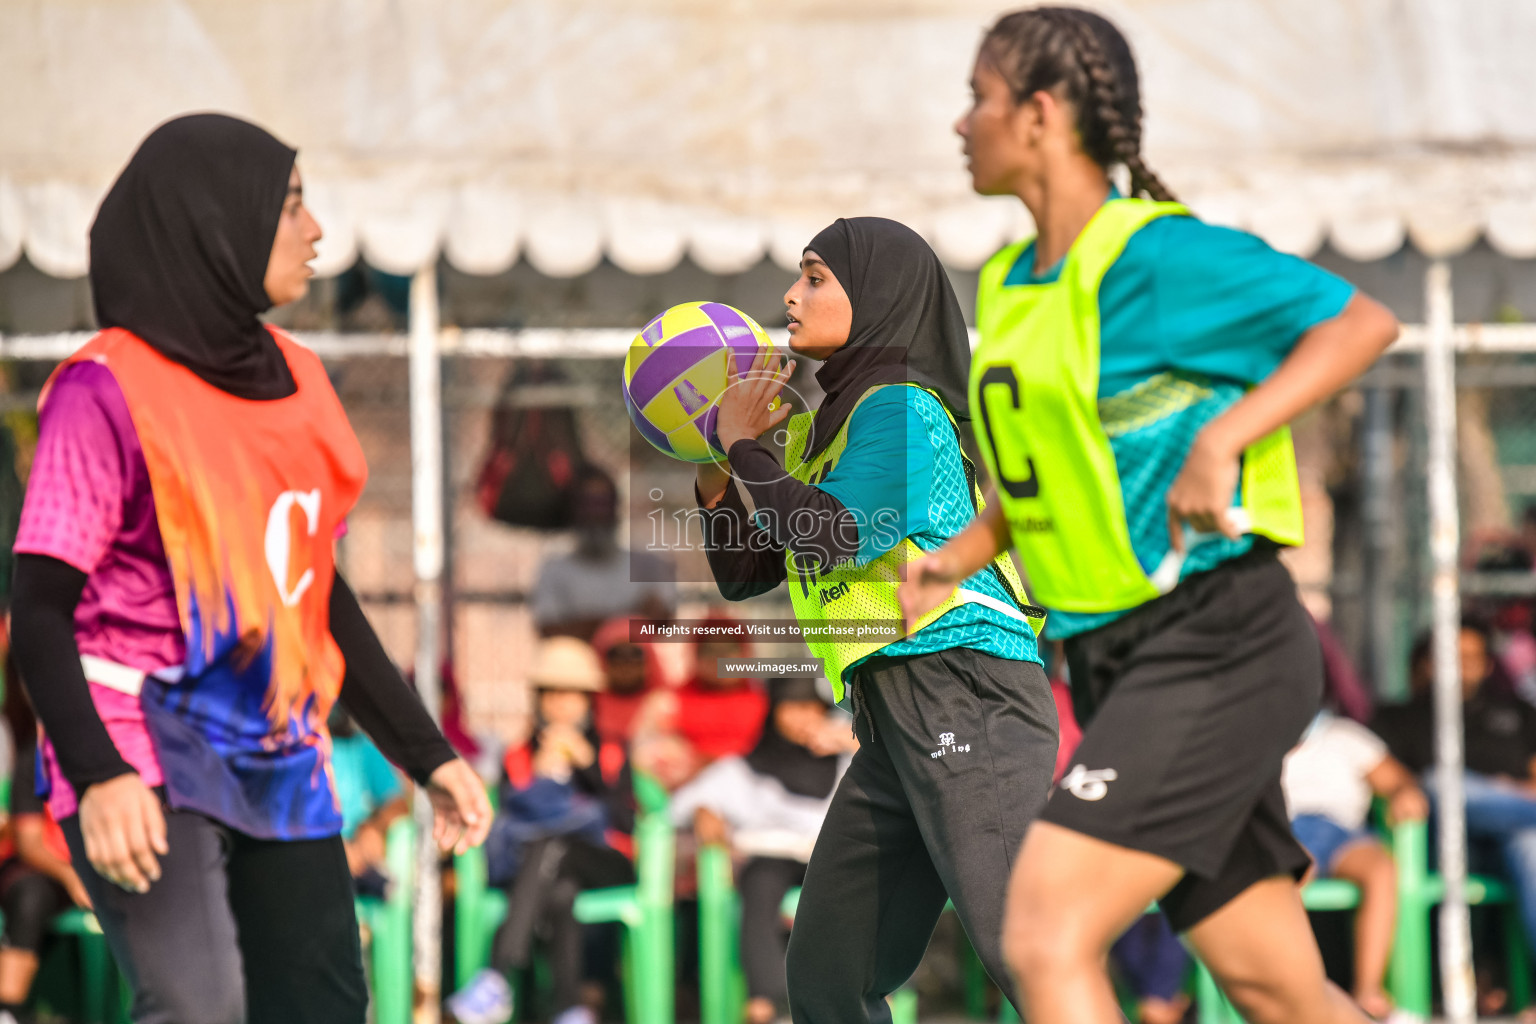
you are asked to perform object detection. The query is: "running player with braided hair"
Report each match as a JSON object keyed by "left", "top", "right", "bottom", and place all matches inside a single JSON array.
[{"left": 901, "top": 8, "right": 1399, "bottom": 1023}]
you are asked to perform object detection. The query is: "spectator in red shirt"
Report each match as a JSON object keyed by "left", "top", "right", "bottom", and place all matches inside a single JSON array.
[
  {"left": 633, "top": 618, "right": 768, "bottom": 790},
  {"left": 590, "top": 617, "right": 668, "bottom": 747}
]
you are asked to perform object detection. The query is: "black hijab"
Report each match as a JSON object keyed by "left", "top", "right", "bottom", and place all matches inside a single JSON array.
[
  {"left": 802, "top": 217, "right": 972, "bottom": 460},
  {"left": 90, "top": 113, "right": 299, "bottom": 400},
  {"left": 744, "top": 677, "right": 840, "bottom": 799}
]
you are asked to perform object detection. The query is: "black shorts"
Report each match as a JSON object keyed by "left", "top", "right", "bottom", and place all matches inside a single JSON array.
[{"left": 1043, "top": 547, "right": 1320, "bottom": 932}]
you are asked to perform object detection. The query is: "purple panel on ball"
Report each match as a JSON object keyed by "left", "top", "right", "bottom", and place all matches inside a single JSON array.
[
  {"left": 624, "top": 385, "right": 673, "bottom": 453},
  {"left": 625, "top": 325, "right": 720, "bottom": 408},
  {"left": 702, "top": 302, "right": 761, "bottom": 374},
  {"left": 672, "top": 378, "right": 710, "bottom": 416},
  {"left": 640, "top": 314, "right": 665, "bottom": 346}
]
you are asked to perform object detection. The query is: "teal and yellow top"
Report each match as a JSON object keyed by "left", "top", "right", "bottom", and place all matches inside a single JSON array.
[
  {"left": 778, "top": 383, "right": 1043, "bottom": 701},
  {"left": 972, "top": 197, "right": 1354, "bottom": 639}
]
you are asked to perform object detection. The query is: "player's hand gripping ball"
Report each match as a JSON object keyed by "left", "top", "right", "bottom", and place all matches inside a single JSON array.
[{"left": 623, "top": 301, "right": 779, "bottom": 464}]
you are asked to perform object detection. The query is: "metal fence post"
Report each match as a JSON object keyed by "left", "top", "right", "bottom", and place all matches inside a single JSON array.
[
  {"left": 1361, "top": 384, "right": 1395, "bottom": 694},
  {"left": 1424, "top": 257, "right": 1475, "bottom": 1024},
  {"left": 409, "top": 263, "right": 445, "bottom": 1024}
]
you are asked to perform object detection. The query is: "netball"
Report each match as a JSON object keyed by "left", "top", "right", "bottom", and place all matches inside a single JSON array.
[{"left": 622, "top": 301, "right": 778, "bottom": 464}]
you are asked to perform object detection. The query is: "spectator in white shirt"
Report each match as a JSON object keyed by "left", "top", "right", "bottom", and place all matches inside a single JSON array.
[{"left": 1282, "top": 710, "right": 1428, "bottom": 1019}]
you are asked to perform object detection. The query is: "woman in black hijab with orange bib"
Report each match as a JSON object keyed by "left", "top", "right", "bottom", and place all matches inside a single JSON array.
[
  {"left": 9, "top": 114, "right": 492, "bottom": 1024},
  {"left": 693, "top": 217, "right": 1057, "bottom": 1021}
]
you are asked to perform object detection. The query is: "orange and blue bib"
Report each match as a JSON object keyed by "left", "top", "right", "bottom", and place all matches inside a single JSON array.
[{"left": 43, "top": 328, "right": 368, "bottom": 839}]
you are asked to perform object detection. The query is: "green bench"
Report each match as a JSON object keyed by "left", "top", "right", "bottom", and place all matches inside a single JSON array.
[
  {"left": 696, "top": 850, "right": 932, "bottom": 1024},
  {"left": 355, "top": 816, "right": 416, "bottom": 1024},
  {"left": 1195, "top": 817, "right": 1531, "bottom": 1023},
  {"left": 454, "top": 796, "right": 676, "bottom": 1024}
]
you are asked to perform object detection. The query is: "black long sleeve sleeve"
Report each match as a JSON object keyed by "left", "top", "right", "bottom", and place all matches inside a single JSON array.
[
  {"left": 10, "top": 553, "right": 135, "bottom": 793},
  {"left": 726, "top": 439, "right": 860, "bottom": 566},
  {"left": 10, "top": 556, "right": 456, "bottom": 793},
  {"left": 331, "top": 572, "right": 457, "bottom": 786},
  {"left": 696, "top": 473, "right": 788, "bottom": 601},
  {"left": 695, "top": 439, "right": 863, "bottom": 601}
]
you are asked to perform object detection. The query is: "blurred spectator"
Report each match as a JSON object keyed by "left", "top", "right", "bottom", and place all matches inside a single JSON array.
[
  {"left": 633, "top": 619, "right": 768, "bottom": 791},
  {"left": 1044, "top": 642, "right": 1081, "bottom": 782},
  {"left": 1313, "top": 612, "right": 1375, "bottom": 724},
  {"left": 532, "top": 468, "right": 677, "bottom": 641},
  {"left": 1282, "top": 710, "right": 1427, "bottom": 1018},
  {"left": 1109, "top": 915, "right": 1189, "bottom": 1024},
  {"left": 328, "top": 705, "right": 409, "bottom": 899},
  {"left": 449, "top": 638, "right": 634, "bottom": 1024},
  {"left": 0, "top": 666, "right": 90, "bottom": 1024},
  {"left": 1521, "top": 504, "right": 1536, "bottom": 564},
  {"left": 1491, "top": 602, "right": 1536, "bottom": 708},
  {"left": 669, "top": 676, "right": 854, "bottom": 1024},
  {"left": 591, "top": 617, "right": 668, "bottom": 746},
  {"left": 1376, "top": 619, "right": 1536, "bottom": 1016},
  {"left": 438, "top": 661, "right": 486, "bottom": 762},
  {"left": 407, "top": 661, "right": 501, "bottom": 782}
]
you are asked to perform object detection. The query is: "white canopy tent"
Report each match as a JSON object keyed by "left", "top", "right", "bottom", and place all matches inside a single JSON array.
[
  {"left": 4, "top": 0, "right": 1536, "bottom": 281},
  {"left": 3, "top": 3, "right": 1530, "bottom": 1021}
]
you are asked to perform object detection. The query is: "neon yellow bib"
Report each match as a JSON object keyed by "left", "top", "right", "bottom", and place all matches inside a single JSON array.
[
  {"left": 970, "top": 198, "right": 1304, "bottom": 614},
  {"left": 782, "top": 384, "right": 1044, "bottom": 701}
]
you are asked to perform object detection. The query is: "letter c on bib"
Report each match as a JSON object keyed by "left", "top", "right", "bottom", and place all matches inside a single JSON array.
[{"left": 266, "top": 490, "right": 321, "bottom": 607}]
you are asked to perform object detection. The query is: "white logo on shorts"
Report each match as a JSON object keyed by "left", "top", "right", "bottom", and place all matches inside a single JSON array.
[
  {"left": 1060, "top": 764, "right": 1118, "bottom": 801},
  {"left": 930, "top": 732, "right": 970, "bottom": 759}
]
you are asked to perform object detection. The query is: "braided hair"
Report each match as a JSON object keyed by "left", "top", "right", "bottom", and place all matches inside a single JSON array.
[{"left": 981, "top": 6, "right": 1175, "bottom": 202}]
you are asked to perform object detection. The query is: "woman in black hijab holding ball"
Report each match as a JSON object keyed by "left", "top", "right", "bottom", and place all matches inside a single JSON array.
[{"left": 692, "top": 217, "right": 1058, "bottom": 1022}]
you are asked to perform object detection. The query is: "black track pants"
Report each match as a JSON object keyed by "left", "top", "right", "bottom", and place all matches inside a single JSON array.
[
  {"left": 785, "top": 649, "right": 1057, "bottom": 1023},
  {"left": 63, "top": 809, "right": 367, "bottom": 1024}
]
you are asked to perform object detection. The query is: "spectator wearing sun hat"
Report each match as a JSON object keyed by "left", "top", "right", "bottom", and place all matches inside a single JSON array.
[{"left": 449, "top": 637, "right": 636, "bottom": 1024}]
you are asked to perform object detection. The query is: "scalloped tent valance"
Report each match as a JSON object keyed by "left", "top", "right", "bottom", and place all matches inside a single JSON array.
[{"left": 4, "top": 0, "right": 1535, "bottom": 279}]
